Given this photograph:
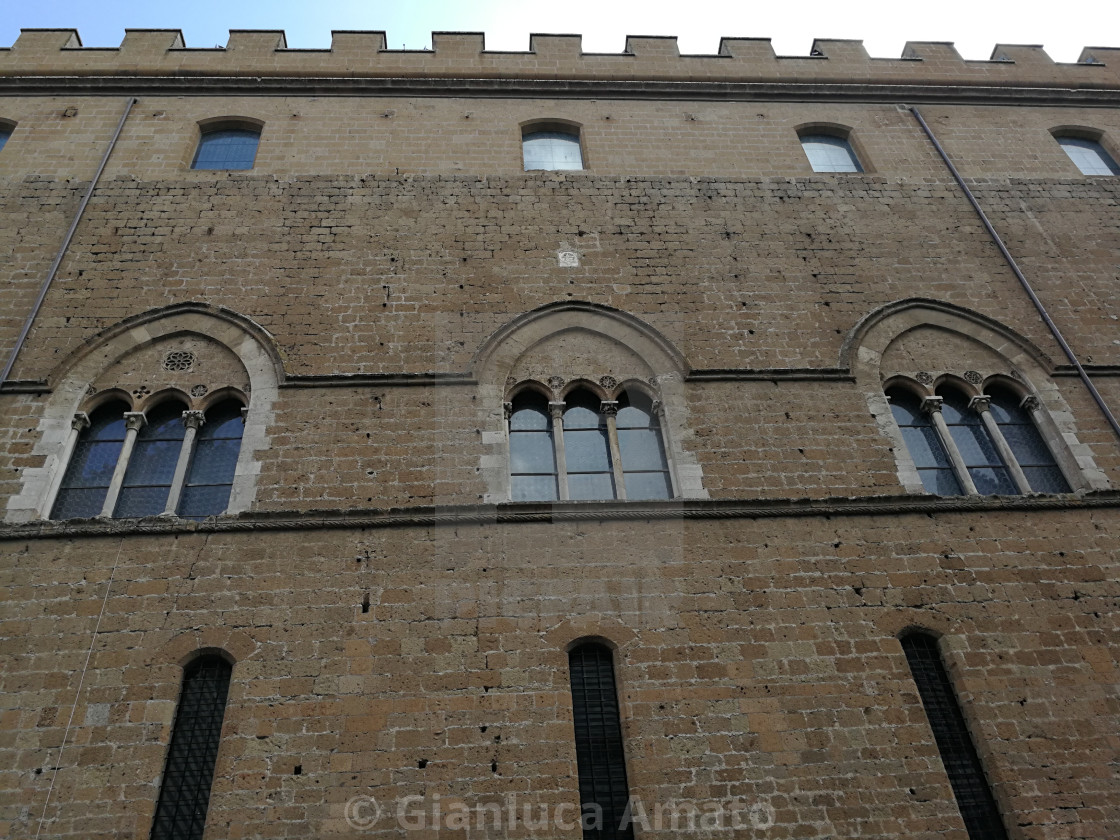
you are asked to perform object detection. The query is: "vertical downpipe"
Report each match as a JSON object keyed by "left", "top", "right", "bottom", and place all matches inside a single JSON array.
[
  {"left": 909, "top": 106, "right": 1120, "bottom": 443},
  {"left": 0, "top": 96, "right": 137, "bottom": 385}
]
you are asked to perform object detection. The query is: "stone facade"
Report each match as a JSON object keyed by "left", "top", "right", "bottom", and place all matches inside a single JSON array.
[{"left": 0, "top": 29, "right": 1118, "bottom": 840}]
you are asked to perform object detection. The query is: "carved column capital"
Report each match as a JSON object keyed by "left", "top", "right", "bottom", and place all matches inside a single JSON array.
[
  {"left": 503, "top": 401, "right": 513, "bottom": 421},
  {"left": 600, "top": 400, "right": 619, "bottom": 417},
  {"left": 123, "top": 412, "right": 147, "bottom": 432},
  {"left": 969, "top": 395, "right": 992, "bottom": 413},
  {"left": 920, "top": 396, "right": 944, "bottom": 415},
  {"left": 1020, "top": 394, "right": 1041, "bottom": 412},
  {"left": 651, "top": 399, "right": 665, "bottom": 418},
  {"left": 182, "top": 410, "right": 206, "bottom": 430},
  {"left": 71, "top": 412, "right": 91, "bottom": 432},
  {"left": 548, "top": 402, "right": 566, "bottom": 420}
]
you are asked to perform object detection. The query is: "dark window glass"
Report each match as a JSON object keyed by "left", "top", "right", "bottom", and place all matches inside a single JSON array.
[
  {"left": 938, "top": 389, "right": 1017, "bottom": 495},
  {"left": 616, "top": 391, "right": 672, "bottom": 500},
  {"left": 114, "top": 402, "right": 186, "bottom": 518},
  {"left": 0, "top": 125, "right": 11, "bottom": 153},
  {"left": 987, "top": 389, "right": 1070, "bottom": 494},
  {"left": 569, "top": 643, "right": 633, "bottom": 840},
  {"left": 191, "top": 128, "right": 260, "bottom": 170},
  {"left": 800, "top": 133, "right": 862, "bottom": 172},
  {"left": 888, "top": 390, "right": 962, "bottom": 495},
  {"left": 51, "top": 401, "right": 129, "bottom": 519},
  {"left": 509, "top": 392, "right": 559, "bottom": 501},
  {"left": 1056, "top": 136, "right": 1120, "bottom": 176},
  {"left": 901, "top": 633, "right": 1009, "bottom": 840},
  {"left": 178, "top": 401, "right": 244, "bottom": 519},
  {"left": 523, "top": 130, "right": 583, "bottom": 171},
  {"left": 150, "top": 655, "right": 232, "bottom": 840},
  {"left": 563, "top": 391, "right": 615, "bottom": 500}
]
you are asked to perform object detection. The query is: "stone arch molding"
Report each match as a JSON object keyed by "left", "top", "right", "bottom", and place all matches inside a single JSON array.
[
  {"left": 6, "top": 303, "right": 280, "bottom": 523},
  {"left": 845, "top": 298, "right": 1107, "bottom": 494},
  {"left": 473, "top": 301, "right": 707, "bottom": 502}
]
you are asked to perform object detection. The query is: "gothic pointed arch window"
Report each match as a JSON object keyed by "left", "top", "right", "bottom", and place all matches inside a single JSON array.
[
  {"left": 508, "top": 385, "right": 673, "bottom": 502},
  {"left": 114, "top": 400, "right": 188, "bottom": 518},
  {"left": 887, "top": 378, "right": 1073, "bottom": 497},
  {"left": 509, "top": 391, "right": 559, "bottom": 502},
  {"left": 986, "top": 386, "right": 1070, "bottom": 494},
  {"left": 47, "top": 397, "right": 245, "bottom": 521},
  {"left": 886, "top": 387, "right": 962, "bottom": 495},
  {"left": 178, "top": 400, "right": 246, "bottom": 519},
  {"left": 936, "top": 386, "right": 1018, "bottom": 495},
  {"left": 50, "top": 400, "right": 129, "bottom": 519},
  {"left": 901, "top": 632, "right": 1008, "bottom": 840},
  {"left": 150, "top": 654, "right": 233, "bottom": 840}
]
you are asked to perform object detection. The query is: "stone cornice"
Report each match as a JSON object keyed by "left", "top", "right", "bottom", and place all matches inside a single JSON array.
[
  {"left": 3, "top": 75, "right": 1120, "bottom": 107},
  {"left": 3, "top": 492, "right": 1119, "bottom": 540}
]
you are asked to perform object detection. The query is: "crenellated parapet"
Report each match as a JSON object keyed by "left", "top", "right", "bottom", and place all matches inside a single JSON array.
[{"left": 0, "top": 28, "right": 1118, "bottom": 90}]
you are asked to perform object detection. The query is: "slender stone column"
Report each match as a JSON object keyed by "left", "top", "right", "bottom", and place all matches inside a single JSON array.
[
  {"left": 922, "top": 396, "right": 978, "bottom": 495},
  {"left": 164, "top": 410, "right": 206, "bottom": 515},
  {"left": 549, "top": 402, "right": 569, "bottom": 501},
  {"left": 100, "top": 411, "right": 146, "bottom": 516},
  {"left": 600, "top": 400, "right": 625, "bottom": 500},
  {"left": 971, "top": 395, "right": 1031, "bottom": 494}
]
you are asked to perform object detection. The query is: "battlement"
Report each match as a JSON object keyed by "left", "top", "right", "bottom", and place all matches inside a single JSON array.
[{"left": 1, "top": 28, "right": 1119, "bottom": 88}]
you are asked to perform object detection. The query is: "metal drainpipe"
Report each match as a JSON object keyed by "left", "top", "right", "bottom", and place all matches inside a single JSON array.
[
  {"left": 0, "top": 96, "right": 137, "bottom": 386},
  {"left": 909, "top": 105, "right": 1120, "bottom": 443}
]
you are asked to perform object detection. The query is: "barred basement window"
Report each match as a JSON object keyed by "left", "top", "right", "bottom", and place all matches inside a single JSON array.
[
  {"left": 901, "top": 633, "right": 1009, "bottom": 840},
  {"left": 150, "top": 655, "right": 233, "bottom": 840},
  {"left": 569, "top": 642, "right": 633, "bottom": 840}
]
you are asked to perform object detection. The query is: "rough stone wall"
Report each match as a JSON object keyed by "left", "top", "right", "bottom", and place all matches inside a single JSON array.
[
  {"left": 1, "top": 513, "right": 1117, "bottom": 839},
  {"left": 2, "top": 32, "right": 1120, "bottom": 840}
]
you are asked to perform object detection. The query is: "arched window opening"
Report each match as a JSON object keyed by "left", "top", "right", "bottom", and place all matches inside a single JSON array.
[
  {"left": 563, "top": 390, "right": 615, "bottom": 501},
  {"left": 936, "top": 387, "right": 1017, "bottom": 495},
  {"left": 987, "top": 387, "right": 1070, "bottom": 494},
  {"left": 616, "top": 390, "right": 672, "bottom": 500},
  {"left": 114, "top": 401, "right": 187, "bottom": 518},
  {"left": 887, "top": 388, "right": 962, "bottom": 496},
  {"left": 150, "top": 654, "right": 233, "bottom": 840},
  {"left": 1055, "top": 135, "right": 1119, "bottom": 176},
  {"left": 49, "top": 397, "right": 246, "bottom": 521},
  {"left": 192, "top": 126, "right": 260, "bottom": 170},
  {"left": 568, "top": 643, "right": 633, "bottom": 840},
  {"left": 178, "top": 401, "right": 245, "bottom": 519},
  {"left": 901, "top": 633, "right": 1008, "bottom": 840},
  {"left": 509, "top": 385, "right": 674, "bottom": 503},
  {"left": 523, "top": 126, "right": 583, "bottom": 171},
  {"left": 0, "top": 120, "right": 14, "bottom": 153},
  {"left": 50, "top": 400, "right": 130, "bottom": 520},
  {"left": 509, "top": 391, "right": 559, "bottom": 502},
  {"left": 799, "top": 132, "right": 863, "bottom": 173}
]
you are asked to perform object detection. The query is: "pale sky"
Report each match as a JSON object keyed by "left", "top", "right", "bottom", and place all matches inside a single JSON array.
[{"left": 1, "top": 0, "right": 1116, "bottom": 63}]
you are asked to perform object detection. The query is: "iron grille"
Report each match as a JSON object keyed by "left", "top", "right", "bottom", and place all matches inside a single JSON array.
[
  {"left": 569, "top": 643, "right": 634, "bottom": 840},
  {"left": 150, "top": 655, "right": 232, "bottom": 840},
  {"left": 902, "top": 633, "right": 1009, "bottom": 840}
]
